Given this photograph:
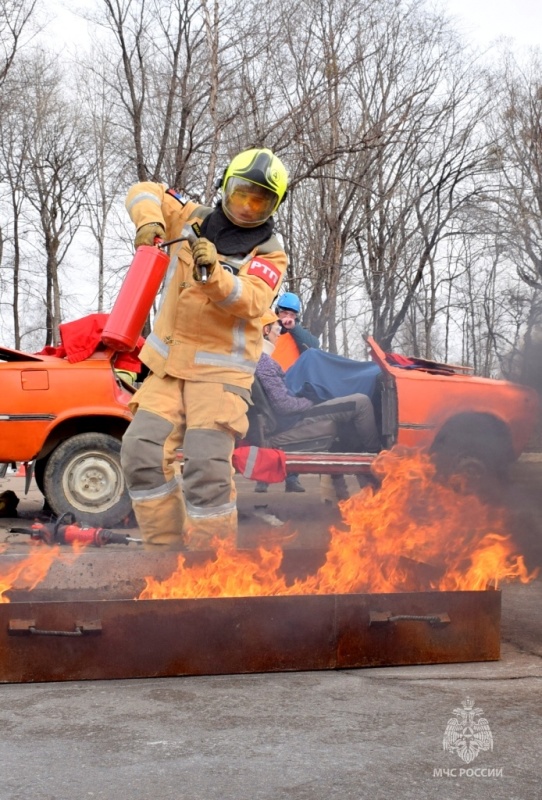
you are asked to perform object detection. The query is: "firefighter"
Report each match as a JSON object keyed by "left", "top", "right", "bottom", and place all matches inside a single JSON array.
[{"left": 121, "top": 148, "right": 289, "bottom": 549}]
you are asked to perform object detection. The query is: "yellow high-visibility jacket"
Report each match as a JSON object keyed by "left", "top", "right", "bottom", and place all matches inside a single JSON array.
[{"left": 125, "top": 182, "right": 288, "bottom": 390}]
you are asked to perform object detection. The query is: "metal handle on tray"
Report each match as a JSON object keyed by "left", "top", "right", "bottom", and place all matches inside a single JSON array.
[
  {"left": 8, "top": 619, "right": 102, "bottom": 636},
  {"left": 369, "top": 611, "right": 450, "bottom": 626}
]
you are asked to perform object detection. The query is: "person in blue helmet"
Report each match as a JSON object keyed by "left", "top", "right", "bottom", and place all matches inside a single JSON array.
[
  {"left": 254, "top": 292, "right": 320, "bottom": 494},
  {"left": 271, "top": 292, "right": 320, "bottom": 372}
]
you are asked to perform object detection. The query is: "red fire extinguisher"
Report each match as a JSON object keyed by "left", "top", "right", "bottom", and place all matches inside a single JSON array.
[{"left": 101, "top": 226, "right": 199, "bottom": 353}]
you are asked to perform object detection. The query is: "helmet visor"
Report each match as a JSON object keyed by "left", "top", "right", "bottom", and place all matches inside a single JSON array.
[{"left": 223, "top": 177, "right": 278, "bottom": 227}]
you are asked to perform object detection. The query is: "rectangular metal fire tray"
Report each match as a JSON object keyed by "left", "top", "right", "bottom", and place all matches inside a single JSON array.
[{"left": 0, "top": 590, "right": 500, "bottom": 683}]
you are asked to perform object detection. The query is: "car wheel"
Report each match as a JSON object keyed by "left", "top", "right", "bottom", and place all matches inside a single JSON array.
[
  {"left": 431, "top": 435, "right": 510, "bottom": 498},
  {"left": 42, "top": 432, "right": 132, "bottom": 527}
]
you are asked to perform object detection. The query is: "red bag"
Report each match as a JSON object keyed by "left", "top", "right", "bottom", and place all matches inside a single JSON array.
[{"left": 233, "top": 446, "right": 287, "bottom": 483}]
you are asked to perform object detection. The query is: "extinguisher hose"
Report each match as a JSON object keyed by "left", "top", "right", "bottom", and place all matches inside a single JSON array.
[{"left": 158, "top": 227, "right": 209, "bottom": 283}]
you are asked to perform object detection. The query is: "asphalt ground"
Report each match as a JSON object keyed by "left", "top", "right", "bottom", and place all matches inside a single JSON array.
[{"left": 0, "top": 460, "right": 541, "bottom": 800}]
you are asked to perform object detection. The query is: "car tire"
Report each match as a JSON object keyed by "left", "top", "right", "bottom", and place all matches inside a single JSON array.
[
  {"left": 42, "top": 432, "right": 132, "bottom": 527},
  {"left": 431, "top": 432, "right": 511, "bottom": 499}
]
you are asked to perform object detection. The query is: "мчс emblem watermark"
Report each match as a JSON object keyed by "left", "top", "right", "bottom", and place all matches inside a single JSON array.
[{"left": 433, "top": 697, "right": 503, "bottom": 778}]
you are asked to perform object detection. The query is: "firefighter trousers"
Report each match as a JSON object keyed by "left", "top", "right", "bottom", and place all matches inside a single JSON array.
[{"left": 120, "top": 374, "right": 250, "bottom": 549}]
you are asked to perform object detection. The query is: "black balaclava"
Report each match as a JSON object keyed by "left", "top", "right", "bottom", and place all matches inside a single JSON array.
[{"left": 200, "top": 202, "right": 274, "bottom": 256}]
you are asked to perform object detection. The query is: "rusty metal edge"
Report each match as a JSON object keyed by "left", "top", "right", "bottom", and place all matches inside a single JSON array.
[{"left": 0, "top": 590, "right": 501, "bottom": 684}]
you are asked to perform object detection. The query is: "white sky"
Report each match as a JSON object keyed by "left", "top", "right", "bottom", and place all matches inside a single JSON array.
[{"left": 442, "top": 0, "right": 542, "bottom": 49}]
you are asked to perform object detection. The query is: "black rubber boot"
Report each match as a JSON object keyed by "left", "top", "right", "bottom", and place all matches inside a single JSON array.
[{"left": 285, "top": 476, "right": 305, "bottom": 493}]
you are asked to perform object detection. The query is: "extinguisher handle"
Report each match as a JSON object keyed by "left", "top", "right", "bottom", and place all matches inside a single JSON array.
[{"left": 157, "top": 227, "right": 210, "bottom": 283}]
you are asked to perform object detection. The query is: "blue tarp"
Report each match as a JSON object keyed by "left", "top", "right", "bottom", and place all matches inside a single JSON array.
[{"left": 284, "top": 349, "right": 382, "bottom": 402}]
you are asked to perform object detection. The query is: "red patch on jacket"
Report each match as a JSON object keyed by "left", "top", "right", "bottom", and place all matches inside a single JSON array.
[{"left": 247, "top": 257, "right": 281, "bottom": 289}]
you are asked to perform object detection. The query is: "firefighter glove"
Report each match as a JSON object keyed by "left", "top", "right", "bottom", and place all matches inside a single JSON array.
[
  {"left": 134, "top": 222, "right": 166, "bottom": 249},
  {"left": 191, "top": 237, "right": 217, "bottom": 281}
]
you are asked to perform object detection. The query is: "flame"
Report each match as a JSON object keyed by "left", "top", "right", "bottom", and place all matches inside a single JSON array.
[
  {"left": 0, "top": 545, "right": 62, "bottom": 602},
  {"left": 140, "top": 448, "right": 536, "bottom": 599},
  {"left": 140, "top": 544, "right": 288, "bottom": 600}
]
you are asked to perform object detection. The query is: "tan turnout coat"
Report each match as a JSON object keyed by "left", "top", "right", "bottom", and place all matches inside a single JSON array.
[{"left": 125, "top": 182, "right": 288, "bottom": 390}]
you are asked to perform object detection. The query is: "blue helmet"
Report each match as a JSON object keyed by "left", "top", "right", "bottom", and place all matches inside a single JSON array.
[{"left": 276, "top": 292, "right": 301, "bottom": 314}]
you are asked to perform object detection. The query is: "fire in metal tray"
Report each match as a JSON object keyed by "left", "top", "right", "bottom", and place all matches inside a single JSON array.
[
  {"left": 0, "top": 448, "right": 535, "bottom": 602},
  {"left": 0, "top": 449, "right": 526, "bottom": 681}
]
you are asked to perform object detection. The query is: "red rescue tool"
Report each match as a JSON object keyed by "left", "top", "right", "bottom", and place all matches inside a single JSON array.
[{"left": 11, "top": 513, "right": 142, "bottom": 547}]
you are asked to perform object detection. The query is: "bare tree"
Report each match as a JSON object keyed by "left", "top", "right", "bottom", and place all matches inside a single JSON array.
[
  {"left": 348, "top": 3, "right": 489, "bottom": 350},
  {"left": 0, "top": 0, "right": 39, "bottom": 343},
  {"left": 485, "top": 50, "right": 542, "bottom": 290},
  {"left": 75, "top": 58, "right": 133, "bottom": 312},
  {"left": 0, "top": 101, "right": 30, "bottom": 347},
  {"left": 0, "top": 0, "right": 38, "bottom": 87},
  {"left": 85, "top": 0, "right": 239, "bottom": 190},
  {"left": 17, "top": 52, "right": 94, "bottom": 345},
  {"left": 2, "top": 0, "right": 539, "bottom": 370},
  {"left": 255, "top": 0, "right": 490, "bottom": 353}
]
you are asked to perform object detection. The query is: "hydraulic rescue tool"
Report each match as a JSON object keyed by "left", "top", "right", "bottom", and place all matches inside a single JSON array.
[
  {"left": 10, "top": 513, "right": 142, "bottom": 547},
  {"left": 101, "top": 224, "right": 210, "bottom": 353}
]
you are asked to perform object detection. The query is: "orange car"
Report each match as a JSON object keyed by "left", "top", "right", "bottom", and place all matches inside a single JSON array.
[
  {"left": 0, "top": 345, "right": 135, "bottom": 526},
  {"left": 0, "top": 332, "right": 538, "bottom": 525},
  {"left": 249, "top": 336, "right": 540, "bottom": 483},
  {"left": 368, "top": 337, "right": 538, "bottom": 476}
]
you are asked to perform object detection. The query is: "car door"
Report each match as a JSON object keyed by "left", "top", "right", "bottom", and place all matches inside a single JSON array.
[{"left": 365, "top": 337, "right": 398, "bottom": 449}]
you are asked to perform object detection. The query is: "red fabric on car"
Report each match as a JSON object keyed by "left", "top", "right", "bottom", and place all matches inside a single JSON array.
[
  {"left": 35, "top": 314, "right": 144, "bottom": 371},
  {"left": 232, "top": 445, "right": 287, "bottom": 483}
]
